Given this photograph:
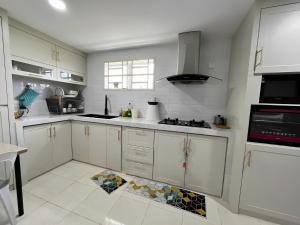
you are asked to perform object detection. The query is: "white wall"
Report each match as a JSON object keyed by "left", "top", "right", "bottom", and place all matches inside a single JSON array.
[{"left": 84, "top": 39, "right": 232, "bottom": 122}]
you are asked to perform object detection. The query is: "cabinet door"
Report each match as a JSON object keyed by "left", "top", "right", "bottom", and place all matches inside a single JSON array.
[
  {"left": 185, "top": 135, "right": 227, "bottom": 197},
  {"left": 72, "top": 122, "right": 89, "bottom": 163},
  {"left": 255, "top": 3, "right": 300, "bottom": 74},
  {"left": 0, "top": 107, "right": 10, "bottom": 143},
  {"left": 57, "top": 46, "right": 86, "bottom": 75},
  {"left": 88, "top": 123, "right": 107, "bottom": 167},
  {"left": 23, "top": 124, "right": 53, "bottom": 180},
  {"left": 9, "top": 26, "right": 56, "bottom": 67},
  {"left": 153, "top": 131, "right": 186, "bottom": 187},
  {"left": 107, "top": 125, "right": 121, "bottom": 171},
  {"left": 240, "top": 147, "right": 300, "bottom": 224},
  {"left": 52, "top": 122, "right": 72, "bottom": 167},
  {"left": 0, "top": 17, "right": 7, "bottom": 105}
]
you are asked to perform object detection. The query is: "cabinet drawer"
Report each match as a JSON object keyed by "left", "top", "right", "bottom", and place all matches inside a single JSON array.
[
  {"left": 123, "top": 145, "right": 153, "bottom": 165},
  {"left": 124, "top": 128, "right": 154, "bottom": 148},
  {"left": 122, "top": 160, "right": 153, "bottom": 179}
]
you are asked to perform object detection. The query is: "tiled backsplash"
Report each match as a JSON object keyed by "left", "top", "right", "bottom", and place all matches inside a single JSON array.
[
  {"left": 84, "top": 39, "right": 231, "bottom": 122},
  {"left": 12, "top": 76, "right": 82, "bottom": 117}
]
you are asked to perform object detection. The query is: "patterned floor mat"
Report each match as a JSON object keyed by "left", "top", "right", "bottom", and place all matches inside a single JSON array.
[
  {"left": 91, "top": 170, "right": 127, "bottom": 194},
  {"left": 126, "top": 178, "right": 206, "bottom": 218}
]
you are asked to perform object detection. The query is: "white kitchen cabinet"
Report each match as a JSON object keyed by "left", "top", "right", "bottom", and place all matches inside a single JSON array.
[
  {"left": 9, "top": 26, "right": 56, "bottom": 67},
  {"left": 0, "top": 17, "right": 7, "bottom": 105},
  {"left": 185, "top": 134, "right": 227, "bottom": 197},
  {"left": 72, "top": 121, "right": 89, "bottom": 163},
  {"left": 122, "top": 127, "right": 154, "bottom": 178},
  {"left": 107, "top": 125, "right": 122, "bottom": 171},
  {"left": 89, "top": 123, "right": 107, "bottom": 167},
  {"left": 57, "top": 46, "right": 86, "bottom": 75},
  {"left": 255, "top": 3, "right": 300, "bottom": 74},
  {"left": 0, "top": 107, "right": 10, "bottom": 143},
  {"left": 52, "top": 122, "right": 72, "bottom": 168},
  {"left": 153, "top": 131, "right": 186, "bottom": 187},
  {"left": 23, "top": 122, "right": 73, "bottom": 180},
  {"left": 71, "top": 122, "right": 122, "bottom": 170},
  {"left": 240, "top": 143, "right": 300, "bottom": 224},
  {"left": 23, "top": 124, "right": 53, "bottom": 180}
]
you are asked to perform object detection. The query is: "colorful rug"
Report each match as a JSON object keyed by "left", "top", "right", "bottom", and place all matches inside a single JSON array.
[
  {"left": 126, "top": 178, "right": 206, "bottom": 218},
  {"left": 91, "top": 170, "right": 127, "bottom": 194}
]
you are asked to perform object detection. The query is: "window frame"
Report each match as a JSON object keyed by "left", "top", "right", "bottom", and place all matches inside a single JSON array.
[{"left": 104, "top": 58, "right": 155, "bottom": 91}]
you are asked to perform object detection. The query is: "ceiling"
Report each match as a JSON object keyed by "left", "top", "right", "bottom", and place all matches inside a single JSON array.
[{"left": 0, "top": 0, "right": 254, "bottom": 53}]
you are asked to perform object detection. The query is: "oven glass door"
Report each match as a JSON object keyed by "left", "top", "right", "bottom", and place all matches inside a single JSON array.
[{"left": 248, "top": 105, "right": 300, "bottom": 147}]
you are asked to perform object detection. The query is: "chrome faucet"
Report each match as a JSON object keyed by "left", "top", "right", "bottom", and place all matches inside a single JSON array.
[{"left": 104, "top": 95, "right": 109, "bottom": 115}]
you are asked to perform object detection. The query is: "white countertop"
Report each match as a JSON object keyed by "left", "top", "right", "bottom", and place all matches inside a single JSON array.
[{"left": 15, "top": 114, "right": 232, "bottom": 138}]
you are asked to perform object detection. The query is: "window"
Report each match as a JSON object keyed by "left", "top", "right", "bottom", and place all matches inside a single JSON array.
[{"left": 104, "top": 58, "right": 154, "bottom": 90}]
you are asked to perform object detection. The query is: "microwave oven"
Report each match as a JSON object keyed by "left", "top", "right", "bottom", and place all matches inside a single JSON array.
[
  {"left": 248, "top": 105, "right": 300, "bottom": 147},
  {"left": 259, "top": 74, "right": 300, "bottom": 104}
]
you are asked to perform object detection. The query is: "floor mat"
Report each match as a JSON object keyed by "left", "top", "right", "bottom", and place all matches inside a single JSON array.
[
  {"left": 91, "top": 170, "right": 127, "bottom": 194},
  {"left": 126, "top": 178, "right": 206, "bottom": 218}
]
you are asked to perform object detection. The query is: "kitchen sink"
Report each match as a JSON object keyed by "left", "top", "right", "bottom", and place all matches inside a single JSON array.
[{"left": 79, "top": 114, "right": 118, "bottom": 119}]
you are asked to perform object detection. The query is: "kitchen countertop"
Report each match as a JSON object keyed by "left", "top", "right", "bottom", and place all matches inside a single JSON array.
[{"left": 15, "top": 114, "right": 232, "bottom": 138}]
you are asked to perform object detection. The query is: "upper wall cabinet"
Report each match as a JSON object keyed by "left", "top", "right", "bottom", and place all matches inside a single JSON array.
[
  {"left": 9, "top": 23, "right": 87, "bottom": 85},
  {"left": 57, "top": 46, "right": 86, "bottom": 75},
  {"left": 255, "top": 3, "right": 300, "bottom": 74},
  {"left": 10, "top": 26, "right": 56, "bottom": 67}
]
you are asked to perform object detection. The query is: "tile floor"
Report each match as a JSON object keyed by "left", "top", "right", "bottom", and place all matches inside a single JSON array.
[{"left": 0, "top": 161, "right": 280, "bottom": 225}]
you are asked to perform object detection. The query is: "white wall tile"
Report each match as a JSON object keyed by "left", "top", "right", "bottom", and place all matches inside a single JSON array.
[{"left": 84, "top": 39, "right": 231, "bottom": 122}]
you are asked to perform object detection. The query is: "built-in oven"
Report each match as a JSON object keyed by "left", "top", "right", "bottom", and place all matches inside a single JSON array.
[
  {"left": 248, "top": 105, "right": 300, "bottom": 147},
  {"left": 259, "top": 74, "right": 300, "bottom": 104}
]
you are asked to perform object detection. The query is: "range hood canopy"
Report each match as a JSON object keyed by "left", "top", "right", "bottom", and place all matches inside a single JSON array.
[{"left": 161, "top": 31, "right": 222, "bottom": 84}]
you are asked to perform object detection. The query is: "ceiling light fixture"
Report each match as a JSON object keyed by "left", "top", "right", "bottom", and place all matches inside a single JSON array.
[{"left": 48, "top": 0, "right": 66, "bottom": 11}]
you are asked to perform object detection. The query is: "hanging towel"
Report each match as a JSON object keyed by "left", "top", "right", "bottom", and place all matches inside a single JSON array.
[{"left": 18, "top": 85, "right": 39, "bottom": 109}]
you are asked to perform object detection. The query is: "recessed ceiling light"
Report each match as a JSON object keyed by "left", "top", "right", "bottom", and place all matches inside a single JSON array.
[{"left": 48, "top": 0, "right": 66, "bottom": 11}]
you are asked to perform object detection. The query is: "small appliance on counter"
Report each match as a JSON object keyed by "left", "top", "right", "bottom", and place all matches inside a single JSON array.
[
  {"left": 46, "top": 95, "right": 84, "bottom": 114},
  {"left": 213, "top": 115, "right": 230, "bottom": 129},
  {"left": 146, "top": 98, "right": 160, "bottom": 121}
]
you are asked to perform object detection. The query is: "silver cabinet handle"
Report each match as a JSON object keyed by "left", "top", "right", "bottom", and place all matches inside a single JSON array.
[
  {"left": 87, "top": 126, "right": 90, "bottom": 136},
  {"left": 84, "top": 126, "right": 87, "bottom": 136},
  {"left": 136, "top": 131, "right": 146, "bottom": 136},
  {"left": 118, "top": 130, "right": 121, "bottom": 141},
  {"left": 56, "top": 50, "right": 60, "bottom": 61},
  {"left": 247, "top": 151, "right": 252, "bottom": 168},
  {"left": 255, "top": 48, "right": 263, "bottom": 69},
  {"left": 49, "top": 127, "right": 52, "bottom": 138},
  {"left": 187, "top": 138, "right": 191, "bottom": 154},
  {"left": 53, "top": 127, "right": 56, "bottom": 138}
]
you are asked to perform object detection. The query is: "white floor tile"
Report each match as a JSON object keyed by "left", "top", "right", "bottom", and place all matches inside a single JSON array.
[
  {"left": 183, "top": 213, "right": 215, "bottom": 225},
  {"left": 104, "top": 195, "right": 149, "bottom": 225},
  {"left": 72, "top": 189, "right": 120, "bottom": 223},
  {"left": 51, "top": 161, "right": 102, "bottom": 181},
  {"left": 18, "top": 203, "right": 69, "bottom": 225},
  {"left": 50, "top": 182, "right": 95, "bottom": 210},
  {"left": 25, "top": 173, "right": 74, "bottom": 201},
  {"left": 142, "top": 203, "right": 183, "bottom": 225},
  {"left": 57, "top": 212, "right": 98, "bottom": 225}
]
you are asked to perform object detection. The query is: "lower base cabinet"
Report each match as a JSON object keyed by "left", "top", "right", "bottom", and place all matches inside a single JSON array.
[
  {"left": 240, "top": 143, "right": 300, "bottom": 225},
  {"left": 153, "top": 130, "right": 227, "bottom": 197},
  {"left": 23, "top": 122, "right": 72, "bottom": 180},
  {"left": 71, "top": 122, "right": 122, "bottom": 171}
]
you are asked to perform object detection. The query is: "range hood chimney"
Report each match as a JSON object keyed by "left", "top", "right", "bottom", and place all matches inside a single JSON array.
[{"left": 162, "top": 31, "right": 221, "bottom": 84}]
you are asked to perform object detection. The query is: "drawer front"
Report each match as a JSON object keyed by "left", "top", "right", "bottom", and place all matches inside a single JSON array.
[
  {"left": 125, "top": 128, "right": 154, "bottom": 148},
  {"left": 123, "top": 145, "right": 153, "bottom": 165},
  {"left": 122, "top": 160, "right": 153, "bottom": 179}
]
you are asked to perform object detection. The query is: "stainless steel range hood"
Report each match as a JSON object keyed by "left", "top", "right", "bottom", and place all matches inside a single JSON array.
[{"left": 161, "top": 31, "right": 221, "bottom": 84}]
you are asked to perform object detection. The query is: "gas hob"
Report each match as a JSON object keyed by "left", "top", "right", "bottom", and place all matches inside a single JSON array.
[{"left": 158, "top": 118, "right": 211, "bottom": 129}]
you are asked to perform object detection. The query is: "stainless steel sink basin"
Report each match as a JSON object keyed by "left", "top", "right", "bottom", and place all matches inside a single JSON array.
[{"left": 79, "top": 114, "right": 118, "bottom": 119}]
